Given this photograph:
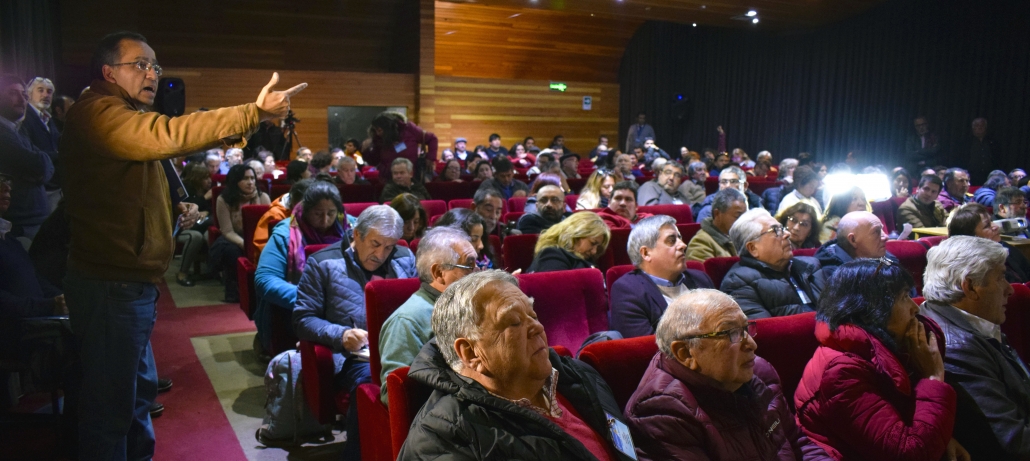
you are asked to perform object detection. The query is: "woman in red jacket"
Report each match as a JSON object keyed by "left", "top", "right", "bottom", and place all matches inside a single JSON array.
[{"left": 794, "top": 258, "right": 968, "bottom": 461}]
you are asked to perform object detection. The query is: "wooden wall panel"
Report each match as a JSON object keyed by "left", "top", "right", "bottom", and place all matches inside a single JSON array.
[
  {"left": 162, "top": 68, "right": 416, "bottom": 154},
  {"left": 434, "top": 2, "right": 641, "bottom": 83},
  {"left": 431, "top": 76, "right": 619, "bottom": 156}
]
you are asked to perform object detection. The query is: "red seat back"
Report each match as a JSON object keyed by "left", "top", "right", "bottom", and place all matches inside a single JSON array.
[
  {"left": 704, "top": 177, "right": 719, "bottom": 194},
  {"left": 420, "top": 200, "right": 448, "bottom": 221},
  {"left": 502, "top": 211, "right": 524, "bottom": 225},
  {"left": 703, "top": 256, "right": 741, "bottom": 288},
  {"left": 344, "top": 202, "right": 379, "bottom": 218},
  {"left": 638, "top": 204, "right": 694, "bottom": 224},
  {"left": 1002, "top": 284, "right": 1030, "bottom": 360},
  {"left": 579, "top": 335, "right": 658, "bottom": 409},
  {"left": 568, "top": 178, "right": 587, "bottom": 193},
  {"left": 602, "top": 228, "right": 633, "bottom": 267},
  {"left": 241, "top": 204, "right": 271, "bottom": 262},
  {"left": 516, "top": 268, "right": 609, "bottom": 353},
  {"left": 871, "top": 199, "right": 898, "bottom": 235},
  {"left": 747, "top": 180, "right": 781, "bottom": 196},
  {"left": 678, "top": 223, "right": 702, "bottom": 243},
  {"left": 886, "top": 240, "right": 928, "bottom": 293},
  {"left": 424, "top": 181, "right": 479, "bottom": 202},
  {"left": 502, "top": 233, "right": 539, "bottom": 272},
  {"left": 565, "top": 194, "right": 579, "bottom": 211},
  {"left": 365, "top": 278, "right": 422, "bottom": 386},
  {"left": 338, "top": 184, "right": 377, "bottom": 203},
  {"left": 918, "top": 235, "right": 947, "bottom": 249},
  {"left": 269, "top": 184, "right": 291, "bottom": 201},
  {"left": 793, "top": 248, "right": 818, "bottom": 257},
  {"left": 305, "top": 244, "right": 330, "bottom": 255},
  {"left": 508, "top": 196, "right": 527, "bottom": 213},
  {"left": 448, "top": 198, "right": 473, "bottom": 210}
]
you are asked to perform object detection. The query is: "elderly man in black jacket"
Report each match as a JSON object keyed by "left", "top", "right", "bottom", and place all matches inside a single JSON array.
[
  {"left": 920, "top": 236, "right": 1029, "bottom": 460},
  {"left": 720, "top": 208, "right": 825, "bottom": 319},
  {"left": 399, "top": 270, "right": 638, "bottom": 461}
]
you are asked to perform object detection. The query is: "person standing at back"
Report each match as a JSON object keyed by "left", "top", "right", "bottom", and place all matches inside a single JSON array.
[
  {"left": 60, "top": 31, "right": 305, "bottom": 461},
  {"left": 626, "top": 112, "right": 656, "bottom": 153}
]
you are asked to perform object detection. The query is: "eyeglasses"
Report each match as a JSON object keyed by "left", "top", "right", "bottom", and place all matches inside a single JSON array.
[
  {"left": 787, "top": 216, "right": 811, "bottom": 228},
  {"left": 875, "top": 256, "right": 894, "bottom": 275},
  {"left": 110, "top": 60, "right": 163, "bottom": 77},
  {"left": 684, "top": 321, "right": 758, "bottom": 344},
  {"left": 758, "top": 224, "right": 787, "bottom": 238},
  {"left": 719, "top": 178, "right": 742, "bottom": 186},
  {"left": 27, "top": 77, "right": 53, "bottom": 88},
  {"left": 0, "top": 174, "right": 12, "bottom": 188},
  {"left": 444, "top": 262, "right": 480, "bottom": 273}
]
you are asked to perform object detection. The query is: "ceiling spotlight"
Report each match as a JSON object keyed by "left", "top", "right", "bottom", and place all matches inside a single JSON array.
[
  {"left": 752, "top": 17, "right": 759, "bottom": 24},
  {"left": 701, "top": 5, "right": 706, "bottom": 9},
  {"left": 692, "top": 23, "right": 697, "bottom": 27},
  {"left": 746, "top": 10, "right": 757, "bottom": 17}
]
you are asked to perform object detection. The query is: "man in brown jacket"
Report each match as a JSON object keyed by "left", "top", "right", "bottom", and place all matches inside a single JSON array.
[
  {"left": 897, "top": 174, "right": 948, "bottom": 233},
  {"left": 60, "top": 31, "right": 305, "bottom": 461}
]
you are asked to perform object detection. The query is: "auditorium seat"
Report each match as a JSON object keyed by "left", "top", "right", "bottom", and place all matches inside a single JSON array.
[
  {"left": 502, "top": 211, "right": 524, "bottom": 226},
  {"left": 747, "top": 180, "right": 780, "bottom": 196},
  {"left": 508, "top": 196, "right": 527, "bottom": 212},
  {"left": 424, "top": 181, "right": 479, "bottom": 202},
  {"left": 337, "top": 184, "right": 377, "bottom": 203},
  {"left": 704, "top": 177, "right": 719, "bottom": 194},
  {"left": 567, "top": 178, "right": 587, "bottom": 193},
  {"left": 502, "top": 233, "right": 538, "bottom": 272},
  {"left": 678, "top": 222, "right": 702, "bottom": 243},
  {"left": 448, "top": 198, "right": 473, "bottom": 211},
  {"left": 871, "top": 199, "right": 898, "bottom": 235},
  {"left": 703, "top": 256, "right": 741, "bottom": 287},
  {"left": 1002, "top": 284, "right": 1030, "bottom": 360},
  {"left": 638, "top": 204, "right": 693, "bottom": 224},
  {"left": 420, "top": 200, "right": 448, "bottom": 221},
  {"left": 516, "top": 268, "right": 609, "bottom": 355},
  {"left": 236, "top": 257, "right": 257, "bottom": 320},
  {"left": 269, "top": 184, "right": 291, "bottom": 201},
  {"left": 242, "top": 204, "right": 271, "bottom": 262},
  {"left": 343, "top": 202, "right": 378, "bottom": 218},
  {"left": 918, "top": 235, "right": 947, "bottom": 249},
  {"left": 885, "top": 240, "right": 928, "bottom": 294},
  {"left": 565, "top": 194, "right": 579, "bottom": 211},
  {"left": 793, "top": 248, "right": 818, "bottom": 257}
]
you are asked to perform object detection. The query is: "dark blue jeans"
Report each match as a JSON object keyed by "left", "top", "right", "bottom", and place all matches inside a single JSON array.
[
  {"left": 335, "top": 357, "right": 371, "bottom": 461},
  {"left": 65, "top": 271, "right": 159, "bottom": 461}
]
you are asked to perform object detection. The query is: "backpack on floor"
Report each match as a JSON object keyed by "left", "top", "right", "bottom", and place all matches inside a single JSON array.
[{"left": 255, "top": 349, "right": 333, "bottom": 446}]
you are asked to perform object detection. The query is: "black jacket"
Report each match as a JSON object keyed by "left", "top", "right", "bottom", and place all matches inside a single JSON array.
[
  {"left": 517, "top": 212, "right": 568, "bottom": 235},
  {"left": 813, "top": 242, "right": 899, "bottom": 280},
  {"left": 920, "top": 300, "right": 1030, "bottom": 461},
  {"left": 527, "top": 247, "right": 593, "bottom": 273},
  {"left": 19, "top": 107, "right": 61, "bottom": 190},
  {"left": 719, "top": 255, "right": 825, "bottom": 319},
  {"left": 609, "top": 268, "right": 715, "bottom": 338},
  {"left": 1002, "top": 241, "right": 1030, "bottom": 284},
  {"left": 398, "top": 340, "right": 636, "bottom": 461}
]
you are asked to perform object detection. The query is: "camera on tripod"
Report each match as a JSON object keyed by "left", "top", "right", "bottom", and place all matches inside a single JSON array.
[{"left": 282, "top": 110, "right": 300, "bottom": 129}]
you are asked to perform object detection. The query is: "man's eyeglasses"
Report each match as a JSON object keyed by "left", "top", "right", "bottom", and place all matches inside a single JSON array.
[
  {"left": 110, "top": 60, "right": 163, "bottom": 77},
  {"left": 444, "top": 262, "right": 480, "bottom": 273},
  {"left": 719, "top": 178, "right": 742, "bottom": 186},
  {"left": 684, "top": 321, "right": 758, "bottom": 344},
  {"left": 0, "top": 174, "right": 13, "bottom": 188},
  {"left": 787, "top": 216, "right": 811, "bottom": 228},
  {"left": 758, "top": 224, "right": 787, "bottom": 238}
]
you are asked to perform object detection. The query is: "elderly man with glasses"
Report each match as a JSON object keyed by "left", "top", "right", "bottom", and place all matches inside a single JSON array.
[
  {"left": 720, "top": 208, "right": 826, "bottom": 319},
  {"left": 399, "top": 270, "right": 639, "bottom": 461},
  {"left": 994, "top": 187, "right": 1029, "bottom": 238},
  {"left": 694, "top": 166, "right": 763, "bottom": 223},
  {"left": 624, "top": 289, "right": 831, "bottom": 461},
  {"left": 377, "top": 227, "right": 478, "bottom": 404},
  {"left": 637, "top": 161, "right": 688, "bottom": 206}
]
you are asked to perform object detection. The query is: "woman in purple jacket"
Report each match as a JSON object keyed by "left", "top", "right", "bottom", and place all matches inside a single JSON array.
[{"left": 365, "top": 112, "right": 438, "bottom": 181}]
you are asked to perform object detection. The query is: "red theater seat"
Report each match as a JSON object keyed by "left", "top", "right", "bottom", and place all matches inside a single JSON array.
[
  {"left": 424, "top": 181, "right": 479, "bottom": 202},
  {"left": 918, "top": 235, "right": 947, "bottom": 249},
  {"left": 885, "top": 240, "right": 928, "bottom": 294},
  {"left": 1002, "top": 284, "right": 1030, "bottom": 360},
  {"left": 236, "top": 257, "right": 257, "bottom": 319},
  {"left": 241, "top": 205, "right": 271, "bottom": 263},
  {"left": 508, "top": 196, "right": 527, "bottom": 212},
  {"left": 502, "top": 233, "right": 538, "bottom": 272},
  {"left": 747, "top": 180, "right": 781, "bottom": 196},
  {"left": 448, "top": 198, "right": 473, "bottom": 210},
  {"left": 638, "top": 204, "right": 693, "bottom": 224},
  {"left": 420, "top": 200, "right": 448, "bottom": 221},
  {"left": 703, "top": 256, "right": 741, "bottom": 288},
  {"left": 565, "top": 194, "right": 579, "bottom": 211},
  {"left": 871, "top": 199, "right": 898, "bottom": 235},
  {"left": 704, "top": 177, "right": 719, "bottom": 194},
  {"left": 678, "top": 223, "right": 702, "bottom": 243},
  {"left": 338, "top": 184, "right": 377, "bottom": 203},
  {"left": 567, "top": 178, "right": 587, "bottom": 193},
  {"left": 269, "top": 184, "right": 291, "bottom": 201},
  {"left": 516, "top": 268, "right": 609, "bottom": 356},
  {"left": 343, "top": 202, "right": 378, "bottom": 218},
  {"left": 603, "top": 228, "right": 633, "bottom": 267}
]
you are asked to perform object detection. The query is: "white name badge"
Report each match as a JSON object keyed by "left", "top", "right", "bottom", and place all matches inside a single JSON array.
[
  {"left": 606, "top": 412, "right": 637, "bottom": 460},
  {"left": 394, "top": 141, "right": 407, "bottom": 153}
]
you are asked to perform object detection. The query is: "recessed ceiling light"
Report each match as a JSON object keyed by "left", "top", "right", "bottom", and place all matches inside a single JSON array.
[
  {"left": 692, "top": 23, "right": 697, "bottom": 27},
  {"left": 752, "top": 17, "right": 759, "bottom": 24},
  {"left": 701, "top": 5, "right": 706, "bottom": 9},
  {"left": 746, "top": 10, "right": 757, "bottom": 17}
]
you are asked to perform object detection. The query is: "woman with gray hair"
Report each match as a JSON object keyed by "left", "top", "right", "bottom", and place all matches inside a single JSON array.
[
  {"left": 625, "top": 289, "right": 831, "bottom": 461},
  {"left": 920, "top": 236, "right": 1025, "bottom": 460},
  {"left": 399, "top": 270, "right": 638, "bottom": 461},
  {"left": 720, "top": 208, "right": 825, "bottom": 319}
]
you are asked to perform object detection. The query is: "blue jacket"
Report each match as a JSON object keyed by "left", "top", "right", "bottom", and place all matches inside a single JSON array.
[
  {"left": 18, "top": 107, "right": 61, "bottom": 190},
  {"left": 0, "top": 122, "right": 54, "bottom": 231},
  {"left": 293, "top": 240, "right": 416, "bottom": 372}
]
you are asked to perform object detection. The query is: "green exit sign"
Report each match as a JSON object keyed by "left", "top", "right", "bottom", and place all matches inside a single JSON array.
[{"left": 549, "top": 82, "right": 568, "bottom": 92}]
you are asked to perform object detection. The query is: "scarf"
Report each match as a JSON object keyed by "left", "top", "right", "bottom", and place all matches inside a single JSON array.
[{"left": 286, "top": 202, "right": 347, "bottom": 283}]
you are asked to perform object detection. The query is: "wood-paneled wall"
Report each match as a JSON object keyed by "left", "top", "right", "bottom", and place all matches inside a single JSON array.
[
  {"left": 430, "top": 76, "right": 619, "bottom": 155},
  {"left": 434, "top": 2, "right": 641, "bottom": 83},
  {"left": 161, "top": 68, "right": 416, "bottom": 153}
]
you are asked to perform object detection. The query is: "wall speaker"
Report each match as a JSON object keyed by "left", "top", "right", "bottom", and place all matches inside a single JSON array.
[{"left": 155, "top": 77, "right": 185, "bottom": 116}]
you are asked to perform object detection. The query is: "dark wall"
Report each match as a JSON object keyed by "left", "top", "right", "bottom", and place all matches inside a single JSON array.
[{"left": 620, "top": 0, "right": 1030, "bottom": 178}]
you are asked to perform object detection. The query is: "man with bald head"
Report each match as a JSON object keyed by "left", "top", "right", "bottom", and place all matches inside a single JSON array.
[
  {"left": 516, "top": 184, "right": 569, "bottom": 234},
  {"left": 814, "top": 211, "right": 895, "bottom": 278}
]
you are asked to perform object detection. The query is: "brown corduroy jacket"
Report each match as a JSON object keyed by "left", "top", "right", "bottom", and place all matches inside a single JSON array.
[{"left": 60, "top": 79, "right": 261, "bottom": 283}]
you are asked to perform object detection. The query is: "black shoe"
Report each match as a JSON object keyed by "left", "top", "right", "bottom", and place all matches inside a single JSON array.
[
  {"left": 149, "top": 402, "right": 164, "bottom": 418},
  {"left": 176, "top": 273, "right": 195, "bottom": 287},
  {"left": 157, "top": 378, "right": 173, "bottom": 393}
]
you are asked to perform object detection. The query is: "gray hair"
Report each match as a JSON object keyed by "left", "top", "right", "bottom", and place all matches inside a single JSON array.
[
  {"left": 712, "top": 188, "right": 746, "bottom": 214},
  {"left": 729, "top": 208, "right": 773, "bottom": 255},
  {"left": 205, "top": 153, "right": 220, "bottom": 163},
  {"left": 627, "top": 215, "right": 678, "bottom": 267},
  {"left": 756, "top": 151, "right": 772, "bottom": 161},
  {"left": 432, "top": 270, "right": 520, "bottom": 372},
  {"left": 338, "top": 156, "right": 357, "bottom": 167},
  {"left": 720, "top": 165, "right": 746, "bottom": 181},
  {"left": 651, "top": 158, "right": 668, "bottom": 172},
  {"left": 391, "top": 157, "right": 413, "bottom": 173},
  {"left": 226, "top": 148, "right": 243, "bottom": 159},
  {"left": 923, "top": 236, "right": 1008, "bottom": 305},
  {"left": 354, "top": 205, "right": 404, "bottom": 240},
  {"left": 656, "top": 289, "right": 738, "bottom": 354},
  {"left": 778, "top": 158, "right": 798, "bottom": 171},
  {"left": 416, "top": 227, "right": 468, "bottom": 284},
  {"left": 687, "top": 161, "right": 707, "bottom": 176},
  {"left": 661, "top": 161, "right": 683, "bottom": 175}
]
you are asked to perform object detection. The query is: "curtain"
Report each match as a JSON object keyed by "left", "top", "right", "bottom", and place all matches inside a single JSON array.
[
  {"left": 619, "top": 0, "right": 1030, "bottom": 178},
  {"left": 0, "top": 0, "right": 60, "bottom": 82}
]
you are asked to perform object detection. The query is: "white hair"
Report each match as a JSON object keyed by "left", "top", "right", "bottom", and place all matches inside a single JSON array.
[
  {"left": 651, "top": 158, "right": 668, "bottom": 172},
  {"left": 656, "top": 289, "right": 737, "bottom": 354},
  {"left": 729, "top": 208, "right": 772, "bottom": 255},
  {"left": 432, "top": 270, "right": 519, "bottom": 372},
  {"left": 627, "top": 215, "right": 678, "bottom": 267},
  {"left": 923, "top": 236, "right": 1008, "bottom": 305},
  {"left": 392, "top": 157, "right": 413, "bottom": 173},
  {"left": 756, "top": 151, "right": 772, "bottom": 161},
  {"left": 416, "top": 227, "right": 468, "bottom": 284},
  {"left": 354, "top": 205, "right": 404, "bottom": 240}
]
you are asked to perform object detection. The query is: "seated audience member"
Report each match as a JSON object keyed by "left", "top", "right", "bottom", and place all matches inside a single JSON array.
[
  {"left": 436, "top": 159, "right": 463, "bottom": 183},
  {"left": 597, "top": 181, "right": 653, "bottom": 229},
  {"left": 761, "top": 158, "right": 799, "bottom": 213},
  {"left": 390, "top": 193, "right": 427, "bottom": 242},
  {"left": 294, "top": 205, "right": 416, "bottom": 459},
  {"left": 641, "top": 138, "right": 669, "bottom": 168},
  {"left": 625, "top": 289, "right": 831, "bottom": 461},
  {"left": 637, "top": 162, "right": 688, "bottom": 206},
  {"left": 748, "top": 159, "right": 771, "bottom": 178},
  {"left": 434, "top": 207, "right": 493, "bottom": 269},
  {"left": 254, "top": 181, "right": 348, "bottom": 354},
  {"left": 526, "top": 212, "right": 610, "bottom": 273},
  {"left": 819, "top": 186, "right": 871, "bottom": 242},
  {"left": 814, "top": 211, "right": 894, "bottom": 279},
  {"left": 537, "top": 161, "right": 573, "bottom": 195},
  {"left": 920, "top": 236, "right": 1029, "bottom": 459},
  {"left": 948, "top": 203, "right": 1030, "bottom": 283},
  {"left": 341, "top": 138, "right": 364, "bottom": 166},
  {"left": 204, "top": 151, "right": 222, "bottom": 176},
  {"left": 898, "top": 174, "right": 948, "bottom": 230},
  {"left": 398, "top": 270, "right": 637, "bottom": 461},
  {"left": 210, "top": 164, "right": 270, "bottom": 302},
  {"left": 478, "top": 156, "right": 529, "bottom": 199},
  {"left": 694, "top": 166, "right": 763, "bottom": 222},
  {"left": 687, "top": 188, "right": 746, "bottom": 261},
  {"left": 473, "top": 188, "right": 506, "bottom": 237},
  {"left": 994, "top": 187, "right": 1029, "bottom": 237},
  {"left": 526, "top": 151, "right": 553, "bottom": 176},
  {"left": 381, "top": 157, "right": 431, "bottom": 203},
  {"left": 295, "top": 146, "right": 313, "bottom": 162},
  {"left": 794, "top": 259, "right": 964, "bottom": 461},
  {"left": 176, "top": 161, "right": 215, "bottom": 286},
  {"left": 709, "top": 152, "right": 731, "bottom": 177},
  {"left": 285, "top": 159, "right": 311, "bottom": 185},
  {"left": 779, "top": 202, "right": 822, "bottom": 250},
  {"left": 972, "top": 170, "right": 1009, "bottom": 207},
  {"left": 310, "top": 150, "right": 333, "bottom": 175},
  {"left": 613, "top": 152, "right": 642, "bottom": 182},
  {"left": 892, "top": 169, "right": 913, "bottom": 199},
  {"left": 678, "top": 161, "right": 708, "bottom": 207},
  {"left": 776, "top": 165, "right": 823, "bottom": 219},
  {"left": 559, "top": 153, "right": 581, "bottom": 180},
  {"left": 610, "top": 216, "right": 715, "bottom": 338},
  {"left": 938, "top": 168, "right": 972, "bottom": 212},
  {"left": 263, "top": 155, "right": 283, "bottom": 179},
  {"left": 517, "top": 185, "right": 568, "bottom": 234},
  {"left": 1009, "top": 168, "right": 1027, "bottom": 185},
  {"left": 576, "top": 169, "right": 616, "bottom": 210},
  {"left": 0, "top": 75, "right": 54, "bottom": 247},
  {"left": 335, "top": 156, "right": 369, "bottom": 185},
  {"left": 721, "top": 208, "right": 825, "bottom": 319},
  {"left": 330, "top": 147, "right": 346, "bottom": 172},
  {"left": 219, "top": 147, "right": 244, "bottom": 174},
  {"left": 253, "top": 179, "right": 311, "bottom": 259},
  {"left": 378, "top": 227, "right": 477, "bottom": 403},
  {"left": 509, "top": 143, "right": 535, "bottom": 169},
  {"left": 247, "top": 159, "right": 266, "bottom": 179},
  {"left": 474, "top": 161, "right": 494, "bottom": 181}
]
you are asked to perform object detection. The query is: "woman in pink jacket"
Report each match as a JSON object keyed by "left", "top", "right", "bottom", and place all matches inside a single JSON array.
[{"left": 794, "top": 258, "right": 968, "bottom": 461}]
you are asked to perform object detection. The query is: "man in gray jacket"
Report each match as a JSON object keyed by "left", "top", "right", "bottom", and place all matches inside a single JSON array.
[
  {"left": 294, "top": 205, "right": 417, "bottom": 459},
  {"left": 920, "top": 236, "right": 1029, "bottom": 460}
]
